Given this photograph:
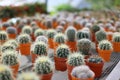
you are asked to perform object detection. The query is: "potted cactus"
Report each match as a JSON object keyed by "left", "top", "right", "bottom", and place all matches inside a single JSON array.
[
  {"left": 6, "top": 27, "right": 17, "bottom": 39},
  {"left": 54, "top": 44, "right": 70, "bottom": 71},
  {"left": 1, "top": 51, "right": 19, "bottom": 77},
  {"left": 34, "top": 29, "right": 44, "bottom": 39},
  {"left": 71, "top": 65, "right": 95, "bottom": 80},
  {"left": 0, "top": 31, "right": 8, "bottom": 45},
  {"left": 45, "top": 19, "right": 53, "bottom": 29},
  {"left": 21, "top": 25, "right": 32, "bottom": 35},
  {"left": 65, "top": 26, "right": 77, "bottom": 52},
  {"left": 66, "top": 52, "right": 85, "bottom": 80},
  {"left": 35, "top": 36, "right": 48, "bottom": 44},
  {"left": 112, "top": 32, "right": 120, "bottom": 53},
  {"left": 32, "top": 41, "right": 48, "bottom": 63},
  {"left": 0, "top": 64, "right": 14, "bottom": 80},
  {"left": 34, "top": 56, "right": 54, "bottom": 80},
  {"left": 98, "top": 40, "right": 113, "bottom": 62},
  {"left": 17, "top": 72, "right": 39, "bottom": 80},
  {"left": 86, "top": 55, "right": 104, "bottom": 78},
  {"left": 2, "top": 23, "right": 10, "bottom": 31},
  {"left": 17, "top": 34, "right": 31, "bottom": 55}
]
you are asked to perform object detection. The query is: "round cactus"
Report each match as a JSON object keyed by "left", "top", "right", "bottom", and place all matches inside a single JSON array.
[
  {"left": 67, "top": 52, "right": 85, "bottom": 66},
  {"left": 54, "top": 33, "right": 66, "bottom": 44},
  {"left": 0, "top": 31, "right": 8, "bottom": 41},
  {"left": 77, "top": 30, "right": 90, "bottom": 40},
  {"left": 56, "top": 26, "right": 64, "bottom": 33},
  {"left": 46, "top": 29, "right": 56, "bottom": 39},
  {"left": 6, "top": 27, "right": 17, "bottom": 34},
  {"left": 77, "top": 38, "right": 91, "bottom": 55},
  {"left": 112, "top": 32, "right": 120, "bottom": 42},
  {"left": 56, "top": 44, "right": 70, "bottom": 58},
  {"left": 35, "top": 36, "right": 48, "bottom": 44},
  {"left": 2, "top": 23, "right": 10, "bottom": 29},
  {"left": 22, "top": 26, "right": 32, "bottom": 35},
  {"left": 91, "top": 25, "right": 100, "bottom": 33},
  {"left": 45, "top": 19, "right": 52, "bottom": 28},
  {"left": 34, "top": 56, "right": 54, "bottom": 74},
  {"left": 5, "top": 39, "right": 18, "bottom": 48},
  {"left": 33, "top": 41, "right": 47, "bottom": 55},
  {"left": 34, "top": 29, "right": 44, "bottom": 37},
  {"left": 87, "top": 55, "right": 103, "bottom": 63}
]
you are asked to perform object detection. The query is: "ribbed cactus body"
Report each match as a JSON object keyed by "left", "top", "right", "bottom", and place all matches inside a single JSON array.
[
  {"left": 6, "top": 39, "right": 18, "bottom": 48},
  {"left": 112, "top": 32, "right": 120, "bottom": 42},
  {"left": 6, "top": 27, "right": 17, "bottom": 34},
  {"left": 54, "top": 33, "right": 65, "bottom": 43},
  {"left": 88, "top": 55, "right": 103, "bottom": 63},
  {"left": 91, "top": 25, "right": 100, "bottom": 33},
  {"left": 34, "top": 29, "right": 44, "bottom": 37},
  {"left": 77, "top": 30, "right": 90, "bottom": 40},
  {"left": 2, "top": 43, "right": 15, "bottom": 53},
  {"left": 46, "top": 29, "right": 56, "bottom": 38},
  {"left": 45, "top": 19, "right": 52, "bottom": 28},
  {"left": 0, "top": 31, "right": 8, "bottom": 41},
  {"left": 22, "top": 26, "right": 32, "bottom": 35}
]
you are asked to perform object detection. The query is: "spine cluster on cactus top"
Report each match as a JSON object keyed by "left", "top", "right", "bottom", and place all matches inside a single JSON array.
[
  {"left": 22, "top": 26, "right": 32, "bottom": 35},
  {"left": 46, "top": 29, "right": 56, "bottom": 39},
  {"left": 56, "top": 44, "right": 70, "bottom": 58},
  {"left": 67, "top": 52, "right": 85, "bottom": 66},
  {"left": 5, "top": 39, "right": 18, "bottom": 48},
  {"left": 54, "top": 33, "right": 66, "bottom": 44},
  {"left": 34, "top": 56, "right": 54, "bottom": 74},
  {"left": 112, "top": 32, "right": 120, "bottom": 42},
  {"left": 35, "top": 36, "right": 48, "bottom": 44},
  {"left": 0, "top": 31, "right": 8, "bottom": 41},
  {"left": 77, "top": 30, "right": 90, "bottom": 40},
  {"left": 34, "top": 29, "right": 44, "bottom": 37},
  {"left": 6, "top": 27, "right": 17, "bottom": 34},
  {"left": 91, "top": 25, "right": 100, "bottom": 33},
  {"left": 87, "top": 55, "right": 103, "bottom": 63}
]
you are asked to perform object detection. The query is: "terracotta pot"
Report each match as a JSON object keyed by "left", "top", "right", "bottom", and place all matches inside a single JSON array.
[
  {"left": 31, "top": 53, "right": 38, "bottom": 63},
  {"left": 19, "top": 43, "right": 31, "bottom": 56},
  {"left": 98, "top": 48, "right": 112, "bottom": 62},
  {"left": 86, "top": 61, "right": 104, "bottom": 78},
  {"left": 113, "top": 42, "right": 120, "bottom": 53},
  {"left": 54, "top": 56, "right": 67, "bottom": 71},
  {"left": 2, "top": 18, "right": 9, "bottom": 22},
  {"left": 39, "top": 72, "right": 53, "bottom": 80},
  {"left": 107, "top": 34, "right": 112, "bottom": 41},
  {"left": 48, "top": 38, "right": 54, "bottom": 49},
  {"left": 67, "top": 64, "right": 75, "bottom": 80},
  {"left": 10, "top": 63, "right": 19, "bottom": 77},
  {"left": 8, "top": 34, "right": 16, "bottom": 39},
  {"left": 66, "top": 41, "right": 77, "bottom": 52},
  {"left": 71, "top": 75, "right": 94, "bottom": 80}
]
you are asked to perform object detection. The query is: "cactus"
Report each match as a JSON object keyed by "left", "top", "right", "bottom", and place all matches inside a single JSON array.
[
  {"left": 6, "top": 27, "right": 17, "bottom": 34},
  {"left": 56, "top": 26, "right": 64, "bottom": 33},
  {"left": 5, "top": 39, "right": 18, "bottom": 48},
  {"left": 87, "top": 55, "right": 103, "bottom": 63},
  {"left": 95, "top": 30, "right": 107, "bottom": 42},
  {"left": 22, "top": 26, "right": 32, "bottom": 35},
  {"left": 65, "top": 26, "right": 76, "bottom": 41},
  {"left": 0, "top": 64, "right": 13, "bottom": 80},
  {"left": 54, "top": 33, "right": 66, "bottom": 44},
  {"left": 46, "top": 29, "right": 56, "bottom": 39},
  {"left": 34, "top": 29, "right": 44, "bottom": 37},
  {"left": 34, "top": 56, "right": 54, "bottom": 74},
  {"left": 56, "top": 44, "right": 70, "bottom": 58},
  {"left": 0, "top": 31, "right": 8, "bottom": 41},
  {"left": 71, "top": 65, "right": 95, "bottom": 79},
  {"left": 17, "top": 72, "right": 39, "bottom": 80},
  {"left": 77, "top": 38, "right": 91, "bottom": 55},
  {"left": 17, "top": 34, "right": 31, "bottom": 44},
  {"left": 67, "top": 52, "right": 85, "bottom": 66},
  {"left": 112, "top": 32, "right": 120, "bottom": 42},
  {"left": 2, "top": 23, "right": 10, "bottom": 28},
  {"left": 35, "top": 36, "right": 48, "bottom": 44},
  {"left": 45, "top": 19, "right": 52, "bottom": 28},
  {"left": 33, "top": 41, "right": 47, "bottom": 55},
  {"left": 76, "top": 30, "right": 90, "bottom": 40},
  {"left": 98, "top": 40, "right": 112, "bottom": 50},
  {"left": 1, "top": 51, "right": 18, "bottom": 66},
  {"left": 91, "top": 25, "right": 100, "bottom": 33}
]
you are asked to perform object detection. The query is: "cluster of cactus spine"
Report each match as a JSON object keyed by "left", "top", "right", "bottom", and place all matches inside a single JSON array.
[
  {"left": 17, "top": 34, "right": 31, "bottom": 44},
  {"left": 95, "top": 30, "right": 107, "bottom": 42},
  {"left": 2, "top": 23, "right": 10, "bottom": 28},
  {"left": 67, "top": 52, "right": 85, "bottom": 66},
  {"left": 56, "top": 26, "right": 64, "bottom": 33},
  {"left": 112, "top": 32, "right": 120, "bottom": 42},
  {"left": 17, "top": 72, "right": 39, "bottom": 80},
  {"left": 77, "top": 30, "right": 90, "bottom": 40},
  {"left": 98, "top": 40, "right": 112, "bottom": 50},
  {"left": 0, "top": 64, "right": 13, "bottom": 80},
  {"left": 22, "top": 26, "right": 32, "bottom": 35},
  {"left": 71, "top": 65, "right": 95, "bottom": 79},
  {"left": 6, "top": 27, "right": 17, "bottom": 34},
  {"left": 33, "top": 41, "right": 47, "bottom": 55},
  {"left": 34, "top": 56, "right": 54, "bottom": 74},
  {"left": 88, "top": 55, "right": 103, "bottom": 63},
  {"left": 91, "top": 25, "right": 100, "bottom": 33},
  {"left": 5, "top": 39, "right": 18, "bottom": 48},
  {"left": 35, "top": 36, "right": 48, "bottom": 44},
  {"left": 65, "top": 26, "right": 76, "bottom": 41},
  {"left": 77, "top": 38, "right": 91, "bottom": 55},
  {"left": 0, "top": 31, "right": 8, "bottom": 41},
  {"left": 46, "top": 29, "right": 56, "bottom": 39},
  {"left": 34, "top": 29, "right": 44, "bottom": 37},
  {"left": 56, "top": 44, "right": 70, "bottom": 58},
  {"left": 54, "top": 33, "right": 66, "bottom": 43}
]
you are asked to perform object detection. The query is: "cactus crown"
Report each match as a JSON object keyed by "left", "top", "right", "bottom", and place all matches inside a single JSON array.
[
  {"left": 112, "top": 32, "right": 120, "bottom": 42},
  {"left": 17, "top": 34, "right": 31, "bottom": 44},
  {"left": 67, "top": 52, "right": 85, "bottom": 66},
  {"left": 98, "top": 40, "right": 112, "bottom": 50},
  {"left": 2, "top": 51, "right": 18, "bottom": 66},
  {"left": 54, "top": 33, "right": 66, "bottom": 43},
  {"left": 71, "top": 65, "right": 95, "bottom": 79},
  {"left": 6, "top": 27, "right": 17, "bottom": 34},
  {"left": 65, "top": 27, "right": 76, "bottom": 41},
  {"left": 46, "top": 29, "right": 56, "bottom": 38},
  {"left": 5, "top": 39, "right": 18, "bottom": 48},
  {"left": 56, "top": 44, "right": 70, "bottom": 58},
  {"left": 22, "top": 26, "right": 32, "bottom": 35},
  {"left": 33, "top": 41, "right": 47, "bottom": 55},
  {"left": 34, "top": 29, "right": 44, "bottom": 37},
  {"left": 76, "top": 30, "right": 90, "bottom": 40},
  {"left": 45, "top": 19, "right": 52, "bottom": 28},
  {"left": 0, "top": 31, "right": 8, "bottom": 41},
  {"left": 91, "top": 25, "right": 100, "bottom": 33},
  {"left": 77, "top": 38, "right": 91, "bottom": 55},
  {"left": 35, "top": 36, "right": 48, "bottom": 44},
  {"left": 87, "top": 55, "right": 103, "bottom": 63},
  {"left": 34, "top": 56, "right": 54, "bottom": 74},
  {"left": 17, "top": 72, "right": 39, "bottom": 80},
  {"left": 95, "top": 30, "right": 107, "bottom": 42},
  {"left": 0, "top": 64, "right": 13, "bottom": 80}
]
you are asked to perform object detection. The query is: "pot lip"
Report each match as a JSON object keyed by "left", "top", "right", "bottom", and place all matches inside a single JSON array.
[
  {"left": 97, "top": 48, "right": 113, "bottom": 51},
  {"left": 38, "top": 72, "right": 53, "bottom": 76},
  {"left": 85, "top": 60, "right": 104, "bottom": 65},
  {"left": 54, "top": 55, "right": 67, "bottom": 59}
]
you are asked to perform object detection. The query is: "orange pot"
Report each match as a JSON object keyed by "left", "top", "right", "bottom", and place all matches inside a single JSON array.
[
  {"left": 2, "top": 18, "right": 9, "bottom": 22},
  {"left": 98, "top": 48, "right": 112, "bottom": 62},
  {"left": 31, "top": 53, "right": 38, "bottom": 63},
  {"left": 67, "top": 64, "right": 75, "bottom": 80},
  {"left": 54, "top": 42, "right": 59, "bottom": 53},
  {"left": 71, "top": 75, "right": 94, "bottom": 80},
  {"left": 54, "top": 56, "right": 67, "bottom": 71},
  {"left": 8, "top": 34, "right": 16, "bottom": 39},
  {"left": 66, "top": 41, "right": 77, "bottom": 52},
  {"left": 48, "top": 38, "right": 54, "bottom": 49},
  {"left": 39, "top": 72, "right": 53, "bottom": 80},
  {"left": 10, "top": 63, "right": 19, "bottom": 77},
  {"left": 19, "top": 43, "right": 31, "bottom": 56},
  {"left": 113, "top": 42, "right": 120, "bottom": 53},
  {"left": 107, "top": 34, "right": 112, "bottom": 41},
  {"left": 91, "top": 32, "right": 96, "bottom": 42}
]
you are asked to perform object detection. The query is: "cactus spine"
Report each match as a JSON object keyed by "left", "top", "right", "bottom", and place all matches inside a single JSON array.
[
  {"left": 112, "top": 32, "right": 120, "bottom": 42},
  {"left": 77, "top": 30, "right": 90, "bottom": 40},
  {"left": 6, "top": 27, "right": 17, "bottom": 34},
  {"left": 22, "top": 26, "right": 32, "bottom": 35},
  {"left": 34, "top": 29, "right": 44, "bottom": 37},
  {"left": 0, "top": 31, "right": 8, "bottom": 41},
  {"left": 46, "top": 29, "right": 56, "bottom": 39},
  {"left": 54, "top": 33, "right": 66, "bottom": 44}
]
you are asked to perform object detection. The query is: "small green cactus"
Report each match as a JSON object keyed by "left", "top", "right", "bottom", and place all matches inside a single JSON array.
[
  {"left": 35, "top": 36, "right": 48, "bottom": 44},
  {"left": 56, "top": 44, "right": 70, "bottom": 58},
  {"left": 91, "top": 25, "right": 100, "bottom": 33},
  {"left": 45, "top": 19, "right": 52, "bottom": 28},
  {"left": 33, "top": 41, "right": 47, "bottom": 55},
  {"left": 87, "top": 55, "right": 103, "bottom": 63},
  {"left": 46, "top": 29, "right": 56, "bottom": 39},
  {"left": 54, "top": 33, "right": 66, "bottom": 44},
  {"left": 22, "top": 26, "right": 32, "bottom": 35},
  {"left": 112, "top": 32, "right": 120, "bottom": 42},
  {"left": 34, "top": 29, "right": 44, "bottom": 37},
  {"left": 98, "top": 40, "right": 112, "bottom": 50},
  {"left": 5, "top": 39, "right": 18, "bottom": 48},
  {"left": 0, "top": 31, "right": 8, "bottom": 41},
  {"left": 95, "top": 30, "right": 107, "bottom": 42},
  {"left": 77, "top": 38, "right": 91, "bottom": 55},
  {"left": 67, "top": 52, "right": 85, "bottom": 66},
  {"left": 6, "top": 27, "right": 17, "bottom": 34},
  {"left": 77, "top": 30, "right": 90, "bottom": 40},
  {"left": 34, "top": 56, "right": 54, "bottom": 74}
]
